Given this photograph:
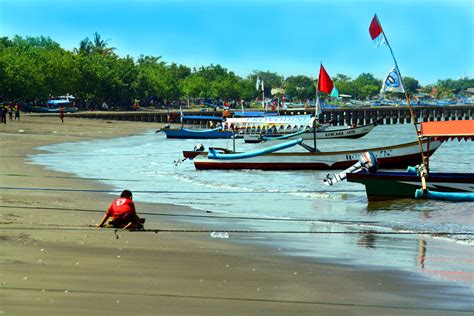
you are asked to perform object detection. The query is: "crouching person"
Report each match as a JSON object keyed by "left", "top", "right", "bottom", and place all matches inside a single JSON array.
[{"left": 97, "top": 190, "right": 145, "bottom": 230}]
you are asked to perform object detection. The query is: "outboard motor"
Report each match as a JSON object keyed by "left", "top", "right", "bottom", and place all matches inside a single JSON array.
[
  {"left": 323, "top": 151, "right": 378, "bottom": 186},
  {"left": 155, "top": 124, "right": 170, "bottom": 133},
  {"left": 193, "top": 143, "right": 205, "bottom": 152},
  {"left": 175, "top": 143, "right": 205, "bottom": 166}
]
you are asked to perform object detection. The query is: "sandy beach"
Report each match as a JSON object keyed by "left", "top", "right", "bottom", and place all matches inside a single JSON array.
[{"left": 1, "top": 115, "right": 472, "bottom": 315}]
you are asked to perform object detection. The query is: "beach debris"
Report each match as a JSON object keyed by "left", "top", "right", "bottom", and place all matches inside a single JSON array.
[{"left": 210, "top": 232, "right": 229, "bottom": 239}]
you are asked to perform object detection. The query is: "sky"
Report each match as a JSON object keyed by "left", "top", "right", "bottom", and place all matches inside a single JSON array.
[{"left": 0, "top": 0, "right": 472, "bottom": 85}]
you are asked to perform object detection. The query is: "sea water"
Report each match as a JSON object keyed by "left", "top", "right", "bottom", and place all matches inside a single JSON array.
[{"left": 30, "top": 124, "right": 474, "bottom": 287}]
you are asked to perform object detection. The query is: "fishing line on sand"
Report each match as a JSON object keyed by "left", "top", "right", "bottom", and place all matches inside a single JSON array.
[
  {"left": 0, "top": 152, "right": 179, "bottom": 158},
  {"left": 0, "top": 204, "right": 380, "bottom": 224},
  {"left": 0, "top": 186, "right": 364, "bottom": 194},
  {"left": 2, "top": 286, "right": 471, "bottom": 313},
  {"left": 0, "top": 226, "right": 471, "bottom": 236},
  {"left": 0, "top": 173, "right": 144, "bottom": 182}
]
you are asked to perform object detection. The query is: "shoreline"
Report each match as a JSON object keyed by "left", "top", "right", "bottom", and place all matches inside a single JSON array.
[{"left": 1, "top": 116, "right": 473, "bottom": 315}]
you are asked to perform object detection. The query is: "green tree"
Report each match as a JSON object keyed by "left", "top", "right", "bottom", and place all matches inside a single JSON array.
[
  {"left": 284, "top": 75, "right": 314, "bottom": 101},
  {"left": 402, "top": 77, "right": 420, "bottom": 95},
  {"left": 181, "top": 73, "right": 206, "bottom": 99},
  {"left": 353, "top": 73, "right": 381, "bottom": 99},
  {"left": 332, "top": 74, "right": 356, "bottom": 98}
]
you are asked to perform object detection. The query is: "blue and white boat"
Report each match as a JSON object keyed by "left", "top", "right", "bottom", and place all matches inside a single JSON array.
[
  {"left": 157, "top": 114, "right": 234, "bottom": 139},
  {"left": 23, "top": 95, "right": 78, "bottom": 113},
  {"left": 159, "top": 127, "right": 234, "bottom": 139}
]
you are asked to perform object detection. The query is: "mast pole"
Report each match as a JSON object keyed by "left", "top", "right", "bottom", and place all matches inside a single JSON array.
[
  {"left": 376, "top": 15, "right": 427, "bottom": 187},
  {"left": 377, "top": 17, "right": 425, "bottom": 154},
  {"left": 314, "top": 95, "right": 318, "bottom": 152}
]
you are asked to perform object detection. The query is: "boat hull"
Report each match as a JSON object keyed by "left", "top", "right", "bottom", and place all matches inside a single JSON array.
[
  {"left": 22, "top": 105, "right": 78, "bottom": 113},
  {"left": 162, "top": 128, "right": 234, "bottom": 139},
  {"left": 243, "top": 123, "right": 375, "bottom": 143},
  {"left": 192, "top": 140, "right": 441, "bottom": 171},
  {"left": 347, "top": 171, "right": 474, "bottom": 201}
]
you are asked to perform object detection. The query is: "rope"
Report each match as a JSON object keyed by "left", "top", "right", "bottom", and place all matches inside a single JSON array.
[
  {"left": 0, "top": 226, "right": 471, "bottom": 236},
  {"left": 0, "top": 186, "right": 364, "bottom": 194},
  {"left": 0, "top": 152, "right": 179, "bottom": 158},
  {"left": 130, "top": 229, "right": 472, "bottom": 236},
  {"left": 0, "top": 205, "right": 379, "bottom": 224},
  {"left": 0, "top": 174, "right": 143, "bottom": 182},
  {"left": 2, "top": 286, "right": 471, "bottom": 312}
]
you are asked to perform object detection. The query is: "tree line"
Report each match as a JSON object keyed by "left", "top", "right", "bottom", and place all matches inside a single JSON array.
[{"left": 0, "top": 34, "right": 472, "bottom": 109}]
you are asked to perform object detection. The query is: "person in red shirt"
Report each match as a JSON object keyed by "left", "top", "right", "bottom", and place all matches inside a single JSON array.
[
  {"left": 59, "top": 105, "right": 65, "bottom": 123},
  {"left": 97, "top": 190, "right": 145, "bottom": 229}
]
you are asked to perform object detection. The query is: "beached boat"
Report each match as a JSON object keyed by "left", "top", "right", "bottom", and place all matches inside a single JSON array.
[
  {"left": 23, "top": 96, "right": 78, "bottom": 113},
  {"left": 185, "top": 138, "right": 441, "bottom": 170},
  {"left": 224, "top": 115, "right": 375, "bottom": 143},
  {"left": 339, "top": 15, "right": 474, "bottom": 202},
  {"left": 156, "top": 114, "right": 235, "bottom": 139},
  {"left": 244, "top": 122, "right": 376, "bottom": 143},
  {"left": 158, "top": 126, "right": 234, "bottom": 139},
  {"left": 346, "top": 120, "right": 474, "bottom": 201}
]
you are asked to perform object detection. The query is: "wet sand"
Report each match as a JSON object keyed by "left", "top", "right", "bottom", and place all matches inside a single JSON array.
[{"left": 0, "top": 115, "right": 472, "bottom": 315}]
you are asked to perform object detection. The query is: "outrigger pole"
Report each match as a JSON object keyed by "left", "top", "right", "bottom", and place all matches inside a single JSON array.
[{"left": 373, "top": 14, "right": 428, "bottom": 188}]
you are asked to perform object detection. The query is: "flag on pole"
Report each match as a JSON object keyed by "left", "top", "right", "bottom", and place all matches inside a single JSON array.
[
  {"left": 330, "top": 86, "right": 339, "bottom": 99},
  {"left": 315, "top": 95, "right": 322, "bottom": 117},
  {"left": 369, "top": 14, "right": 386, "bottom": 46},
  {"left": 318, "top": 64, "right": 334, "bottom": 94},
  {"left": 381, "top": 66, "right": 405, "bottom": 93},
  {"left": 256, "top": 77, "right": 265, "bottom": 91}
]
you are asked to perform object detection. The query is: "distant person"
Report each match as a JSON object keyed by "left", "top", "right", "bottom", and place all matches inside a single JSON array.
[
  {"left": 97, "top": 190, "right": 145, "bottom": 229},
  {"left": 14, "top": 104, "right": 20, "bottom": 121},
  {"left": 7, "top": 105, "right": 13, "bottom": 121},
  {"left": 59, "top": 105, "right": 65, "bottom": 123},
  {"left": 1, "top": 105, "right": 7, "bottom": 124}
]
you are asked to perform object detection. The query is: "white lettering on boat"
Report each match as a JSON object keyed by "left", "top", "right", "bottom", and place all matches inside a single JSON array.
[{"left": 345, "top": 149, "right": 393, "bottom": 161}]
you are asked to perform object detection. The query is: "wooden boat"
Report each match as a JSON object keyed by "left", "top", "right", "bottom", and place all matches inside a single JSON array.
[
  {"left": 186, "top": 138, "right": 441, "bottom": 170},
  {"left": 157, "top": 114, "right": 235, "bottom": 139},
  {"left": 159, "top": 127, "right": 234, "bottom": 139},
  {"left": 23, "top": 96, "right": 78, "bottom": 113},
  {"left": 346, "top": 170, "right": 474, "bottom": 201},
  {"left": 346, "top": 120, "right": 474, "bottom": 201},
  {"left": 243, "top": 122, "right": 376, "bottom": 143}
]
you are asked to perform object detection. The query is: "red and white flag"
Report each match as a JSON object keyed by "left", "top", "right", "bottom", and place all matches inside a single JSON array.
[
  {"left": 317, "top": 64, "right": 334, "bottom": 94},
  {"left": 369, "top": 14, "right": 386, "bottom": 46}
]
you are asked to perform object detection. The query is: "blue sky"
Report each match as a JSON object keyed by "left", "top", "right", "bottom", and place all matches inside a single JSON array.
[{"left": 1, "top": 0, "right": 472, "bottom": 85}]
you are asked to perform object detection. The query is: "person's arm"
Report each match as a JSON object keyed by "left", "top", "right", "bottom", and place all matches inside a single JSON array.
[
  {"left": 96, "top": 214, "right": 110, "bottom": 227},
  {"left": 97, "top": 203, "right": 113, "bottom": 227}
]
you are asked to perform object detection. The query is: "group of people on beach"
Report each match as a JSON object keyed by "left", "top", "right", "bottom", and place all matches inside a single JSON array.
[{"left": 1, "top": 103, "right": 20, "bottom": 124}]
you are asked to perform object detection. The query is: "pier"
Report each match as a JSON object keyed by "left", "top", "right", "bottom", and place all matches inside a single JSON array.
[{"left": 68, "top": 105, "right": 473, "bottom": 126}]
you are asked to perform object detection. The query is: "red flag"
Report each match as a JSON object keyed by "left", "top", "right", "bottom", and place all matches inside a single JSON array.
[
  {"left": 369, "top": 15, "right": 383, "bottom": 40},
  {"left": 318, "top": 64, "right": 334, "bottom": 94}
]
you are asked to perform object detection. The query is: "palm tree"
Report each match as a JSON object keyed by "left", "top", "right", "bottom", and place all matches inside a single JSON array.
[
  {"left": 74, "top": 37, "right": 93, "bottom": 54},
  {"left": 74, "top": 33, "right": 115, "bottom": 56},
  {"left": 92, "top": 32, "right": 116, "bottom": 56}
]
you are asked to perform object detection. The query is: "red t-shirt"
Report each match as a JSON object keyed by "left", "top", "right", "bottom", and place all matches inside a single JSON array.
[{"left": 106, "top": 198, "right": 136, "bottom": 221}]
